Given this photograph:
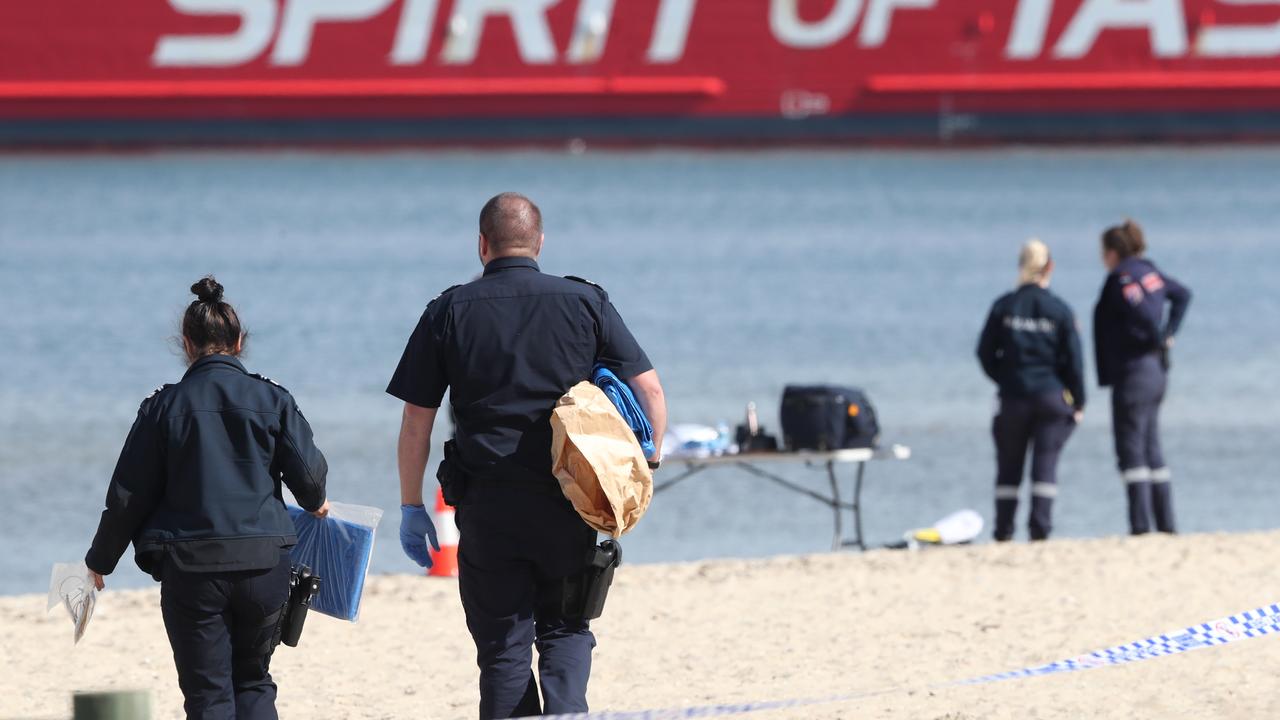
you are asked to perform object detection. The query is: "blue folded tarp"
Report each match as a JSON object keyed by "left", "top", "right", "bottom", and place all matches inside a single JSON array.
[
  {"left": 591, "top": 366, "right": 656, "bottom": 458},
  {"left": 287, "top": 502, "right": 383, "bottom": 622}
]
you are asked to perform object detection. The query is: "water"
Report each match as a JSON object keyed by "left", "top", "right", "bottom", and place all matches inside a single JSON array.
[{"left": 2, "top": 147, "right": 1277, "bottom": 596}]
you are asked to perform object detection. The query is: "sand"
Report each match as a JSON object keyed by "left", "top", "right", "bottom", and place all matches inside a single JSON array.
[{"left": 4, "top": 531, "right": 1280, "bottom": 720}]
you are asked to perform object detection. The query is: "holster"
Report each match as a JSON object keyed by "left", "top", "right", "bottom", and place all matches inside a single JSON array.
[
  {"left": 537, "top": 540, "right": 622, "bottom": 622},
  {"left": 273, "top": 564, "right": 321, "bottom": 649},
  {"left": 436, "top": 439, "right": 470, "bottom": 506}
]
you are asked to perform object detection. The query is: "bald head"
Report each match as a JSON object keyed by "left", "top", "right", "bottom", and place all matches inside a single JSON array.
[{"left": 479, "top": 192, "right": 543, "bottom": 257}]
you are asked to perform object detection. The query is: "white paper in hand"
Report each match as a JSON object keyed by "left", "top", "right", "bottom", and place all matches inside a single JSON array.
[{"left": 48, "top": 562, "right": 97, "bottom": 644}]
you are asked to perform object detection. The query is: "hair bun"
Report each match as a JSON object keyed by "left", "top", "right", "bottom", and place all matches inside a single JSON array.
[{"left": 191, "top": 276, "right": 224, "bottom": 304}]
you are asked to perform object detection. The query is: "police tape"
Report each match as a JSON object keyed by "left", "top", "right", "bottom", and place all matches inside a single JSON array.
[
  {"left": 955, "top": 601, "right": 1280, "bottom": 687},
  {"left": 540, "top": 602, "right": 1280, "bottom": 720}
]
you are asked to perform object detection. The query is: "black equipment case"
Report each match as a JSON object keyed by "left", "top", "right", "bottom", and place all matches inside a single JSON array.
[{"left": 780, "top": 385, "right": 880, "bottom": 450}]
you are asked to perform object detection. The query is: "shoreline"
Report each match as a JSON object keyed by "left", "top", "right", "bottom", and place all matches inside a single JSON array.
[{"left": 6, "top": 530, "right": 1280, "bottom": 719}]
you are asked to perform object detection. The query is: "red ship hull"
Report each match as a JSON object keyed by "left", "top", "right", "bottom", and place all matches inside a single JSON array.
[{"left": 3, "top": 0, "right": 1280, "bottom": 144}]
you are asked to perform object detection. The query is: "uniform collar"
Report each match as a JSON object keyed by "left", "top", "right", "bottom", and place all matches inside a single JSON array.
[
  {"left": 183, "top": 353, "right": 247, "bottom": 379},
  {"left": 483, "top": 256, "right": 540, "bottom": 275},
  {"left": 1116, "top": 256, "right": 1149, "bottom": 274}
]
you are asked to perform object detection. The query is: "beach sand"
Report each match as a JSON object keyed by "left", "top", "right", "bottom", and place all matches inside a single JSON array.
[{"left": 4, "top": 531, "right": 1279, "bottom": 720}]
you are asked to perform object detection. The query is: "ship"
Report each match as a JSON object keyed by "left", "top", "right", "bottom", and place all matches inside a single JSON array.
[{"left": 2, "top": 0, "right": 1279, "bottom": 145}]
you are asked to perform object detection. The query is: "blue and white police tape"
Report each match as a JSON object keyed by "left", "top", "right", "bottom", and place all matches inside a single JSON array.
[
  {"left": 538, "top": 602, "right": 1280, "bottom": 719},
  {"left": 955, "top": 601, "right": 1280, "bottom": 687}
]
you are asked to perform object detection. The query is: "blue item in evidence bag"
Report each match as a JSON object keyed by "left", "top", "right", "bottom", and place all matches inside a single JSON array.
[
  {"left": 286, "top": 502, "right": 383, "bottom": 622},
  {"left": 591, "top": 366, "right": 656, "bottom": 458}
]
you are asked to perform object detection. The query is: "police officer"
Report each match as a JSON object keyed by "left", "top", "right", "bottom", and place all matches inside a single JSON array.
[
  {"left": 85, "top": 277, "right": 329, "bottom": 720},
  {"left": 977, "top": 239, "right": 1085, "bottom": 542},
  {"left": 387, "top": 193, "right": 667, "bottom": 719},
  {"left": 1094, "top": 220, "right": 1191, "bottom": 535}
]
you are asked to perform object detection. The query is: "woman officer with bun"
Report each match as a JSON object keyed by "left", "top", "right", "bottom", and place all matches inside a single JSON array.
[{"left": 85, "top": 277, "right": 330, "bottom": 720}]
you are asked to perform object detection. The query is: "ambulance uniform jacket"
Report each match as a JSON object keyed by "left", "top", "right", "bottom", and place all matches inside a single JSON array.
[
  {"left": 978, "top": 283, "right": 1086, "bottom": 409},
  {"left": 1093, "top": 256, "right": 1191, "bottom": 388}
]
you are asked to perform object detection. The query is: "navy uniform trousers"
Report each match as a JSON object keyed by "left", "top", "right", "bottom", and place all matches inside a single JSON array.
[
  {"left": 456, "top": 482, "right": 599, "bottom": 719},
  {"left": 992, "top": 391, "right": 1076, "bottom": 541},
  {"left": 1112, "top": 357, "right": 1175, "bottom": 534},
  {"left": 159, "top": 552, "right": 291, "bottom": 720}
]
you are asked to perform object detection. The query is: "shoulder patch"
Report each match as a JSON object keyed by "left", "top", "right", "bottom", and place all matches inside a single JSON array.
[
  {"left": 1140, "top": 272, "right": 1165, "bottom": 293},
  {"left": 428, "top": 284, "right": 462, "bottom": 307},
  {"left": 1121, "top": 282, "right": 1145, "bottom": 306},
  {"left": 249, "top": 372, "right": 290, "bottom": 394}
]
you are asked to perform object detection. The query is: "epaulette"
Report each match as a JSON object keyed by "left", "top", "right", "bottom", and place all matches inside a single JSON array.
[
  {"left": 428, "top": 284, "right": 463, "bottom": 307},
  {"left": 564, "top": 275, "right": 605, "bottom": 292},
  {"left": 140, "top": 384, "right": 173, "bottom": 411},
  {"left": 249, "top": 372, "right": 289, "bottom": 394}
]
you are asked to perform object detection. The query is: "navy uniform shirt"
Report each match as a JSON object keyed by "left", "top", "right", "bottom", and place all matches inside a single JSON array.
[
  {"left": 86, "top": 355, "right": 328, "bottom": 576},
  {"left": 387, "top": 256, "right": 652, "bottom": 485},
  {"left": 977, "top": 283, "right": 1086, "bottom": 409},
  {"left": 1093, "top": 256, "right": 1192, "bottom": 387}
]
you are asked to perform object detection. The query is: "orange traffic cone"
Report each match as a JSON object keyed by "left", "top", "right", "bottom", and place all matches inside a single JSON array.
[{"left": 428, "top": 486, "right": 459, "bottom": 577}]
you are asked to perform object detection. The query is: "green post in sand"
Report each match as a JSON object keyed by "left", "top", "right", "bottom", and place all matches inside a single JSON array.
[{"left": 72, "top": 690, "right": 151, "bottom": 720}]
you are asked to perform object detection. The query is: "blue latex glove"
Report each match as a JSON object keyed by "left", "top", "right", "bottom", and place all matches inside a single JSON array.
[{"left": 400, "top": 504, "right": 440, "bottom": 569}]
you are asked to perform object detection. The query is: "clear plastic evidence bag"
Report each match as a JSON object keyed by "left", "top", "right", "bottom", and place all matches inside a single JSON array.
[
  {"left": 48, "top": 562, "right": 97, "bottom": 644},
  {"left": 286, "top": 502, "right": 383, "bottom": 622}
]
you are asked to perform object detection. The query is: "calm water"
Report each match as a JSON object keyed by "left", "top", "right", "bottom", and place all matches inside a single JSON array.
[{"left": 1, "top": 147, "right": 1277, "bottom": 596}]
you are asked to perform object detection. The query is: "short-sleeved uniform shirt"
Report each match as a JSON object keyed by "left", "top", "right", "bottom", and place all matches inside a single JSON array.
[{"left": 386, "top": 256, "right": 652, "bottom": 485}]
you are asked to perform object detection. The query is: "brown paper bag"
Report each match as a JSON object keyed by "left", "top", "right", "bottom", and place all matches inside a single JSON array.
[{"left": 550, "top": 381, "right": 653, "bottom": 537}]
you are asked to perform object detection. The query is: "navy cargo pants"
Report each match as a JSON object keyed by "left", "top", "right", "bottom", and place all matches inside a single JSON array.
[
  {"left": 1112, "top": 357, "right": 1175, "bottom": 535},
  {"left": 160, "top": 552, "right": 291, "bottom": 720},
  {"left": 456, "top": 482, "right": 599, "bottom": 719},
  {"left": 992, "top": 391, "right": 1077, "bottom": 541}
]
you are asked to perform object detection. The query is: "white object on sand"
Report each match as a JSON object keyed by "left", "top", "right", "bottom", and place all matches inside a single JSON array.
[
  {"left": 933, "top": 509, "right": 984, "bottom": 545},
  {"left": 904, "top": 509, "right": 985, "bottom": 549}
]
